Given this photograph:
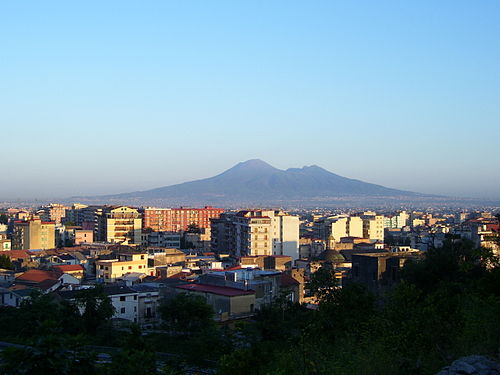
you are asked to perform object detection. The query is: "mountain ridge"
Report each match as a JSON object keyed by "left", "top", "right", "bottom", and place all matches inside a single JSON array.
[{"left": 86, "top": 159, "right": 422, "bottom": 205}]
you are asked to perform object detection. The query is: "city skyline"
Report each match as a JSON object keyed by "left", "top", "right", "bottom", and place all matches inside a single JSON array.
[{"left": 2, "top": 1, "right": 499, "bottom": 199}]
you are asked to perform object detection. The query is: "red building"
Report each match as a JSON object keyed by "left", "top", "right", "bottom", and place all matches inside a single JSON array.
[{"left": 143, "top": 206, "right": 224, "bottom": 232}]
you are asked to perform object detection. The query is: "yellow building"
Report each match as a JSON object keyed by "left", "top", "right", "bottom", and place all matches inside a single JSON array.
[
  {"left": 362, "top": 214, "right": 385, "bottom": 241},
  {"left": 106, "top": 206, "right": 142, "bottom": 245},
  {"left": 96, "top": 253, "right": 148, "bottom": 282},
  {"left": 12, "top": 219, "right": 55, "bottom": 250}
]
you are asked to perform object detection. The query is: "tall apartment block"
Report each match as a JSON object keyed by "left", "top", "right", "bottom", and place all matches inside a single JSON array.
[
  {"left": 142, "top": 206, "right": 224, "bottom": 232},
  {"left": 211, "top": 210, "right": 300, "bottom": 259},
  {"left": 105, "top": 206, "right": 142, "bottom": 245},
  {"left": 65, "top": 204, "right": 105, "bottom": 241},
  {"left": 361, "top": 213, "right": 385, "bottom": 241},
  {"left": 12, "top": 218, "right": 56, "bottom": 250},
  {"left": 315, "top": 216, "right": 363, "bottom": 242},
  {"left": 315, "top": 214, "right": 384, "bottom": 244}
]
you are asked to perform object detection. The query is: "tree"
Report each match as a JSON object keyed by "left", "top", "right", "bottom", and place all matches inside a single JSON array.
[
  {"left": 0, "top": 329, "right": 99, "bottom": 375},
  {"left": 401, "top": 238, "right": 497, "bottom": 293},
  {"left": 0, "top": 254, "right": 12, "bottom": 270},
  {"left": 0, "top": 214, "right": 8, "bottom": 225},
  {"left": 159, "top": 293, "right": 213, "bottom": 333},
  {"left": 307, "top": 266, "right": 338, "bottom": 303},
  {"left": 73, "top": 285, "right": 115, "bottom": 334}
]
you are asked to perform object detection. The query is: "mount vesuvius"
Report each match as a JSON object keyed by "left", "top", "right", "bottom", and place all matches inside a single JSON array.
[{"left": 90, "top": 159, "right": 421, "bottom": 205}]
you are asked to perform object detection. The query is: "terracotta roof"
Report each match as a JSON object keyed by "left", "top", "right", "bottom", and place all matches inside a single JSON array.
[
  {"left": 16, "top": 269, "right": 61, "bottom": 283},
  {"left": 280, "top": 273, "right": 299, "bottom": 287},
  {"left": 176, "top": 283, "right": 255, "bottom": 297},
  {"left": 53, "top": 264, "right": 84, "bottom": 273},
  {"left": 3, "top": 250, "right": 30, "bottom": 259},
  {"left": 225, "top": 266, "right": 243, "bottom": 271}
]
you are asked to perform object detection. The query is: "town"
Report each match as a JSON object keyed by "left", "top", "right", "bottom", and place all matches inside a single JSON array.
[
  {"left": 2, "top": 1, "right": 499, "bottom": 374},
  {"left": 0, "top": 203, "right": 498, "bottom": 373}
]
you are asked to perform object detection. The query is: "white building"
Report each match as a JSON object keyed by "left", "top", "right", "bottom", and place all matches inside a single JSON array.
[{"left": 211, "top": 210, "right": 300, "bottom": 259}]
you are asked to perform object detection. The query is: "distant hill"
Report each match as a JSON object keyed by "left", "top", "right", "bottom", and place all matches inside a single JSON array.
[{"left": 88, "top": 159, "right": 423, "bottom": 205}]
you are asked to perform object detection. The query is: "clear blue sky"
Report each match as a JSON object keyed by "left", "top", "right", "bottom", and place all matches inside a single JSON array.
[{"left": 1, "top": 1, "right": 499, "bottom": 200}]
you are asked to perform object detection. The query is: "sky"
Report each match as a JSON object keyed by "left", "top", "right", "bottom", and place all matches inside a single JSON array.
[{"left": 1, "top": 1, "right": 499, "bottom": 200}]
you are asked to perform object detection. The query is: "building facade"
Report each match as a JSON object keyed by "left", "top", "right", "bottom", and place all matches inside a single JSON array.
[
  {"left": 211, "top": 210, "right": 300, "bottom": 258},
  {"left": 12, "top": 219, "right": 55, "bottom": 250},
  {"left": 142, "top": 206, "right": 224, "bottom": 232},
  {"left": 105, "top": 206, "right": 142, "bottom": 245},
  {"left": 96, "top": 253, "right": 149, "bottom": 283}
]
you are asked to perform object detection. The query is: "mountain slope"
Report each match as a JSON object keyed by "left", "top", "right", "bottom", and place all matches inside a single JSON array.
[{"left": 101, "top": 159, "right": 419, "bottom": 203}]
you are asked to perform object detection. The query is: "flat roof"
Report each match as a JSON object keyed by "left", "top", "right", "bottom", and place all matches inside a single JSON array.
[{"left": 176, "top": 283, "right": 255, "bottom": 297}]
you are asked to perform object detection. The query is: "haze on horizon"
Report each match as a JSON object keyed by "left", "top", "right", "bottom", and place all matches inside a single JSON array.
[{"left": 1, "top": 1, "right": 499, "bottom": 201}]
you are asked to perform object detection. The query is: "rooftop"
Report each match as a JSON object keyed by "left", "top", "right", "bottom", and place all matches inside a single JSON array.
[{"left": 176, "top": 283, "right": 255, "bottom": 297}]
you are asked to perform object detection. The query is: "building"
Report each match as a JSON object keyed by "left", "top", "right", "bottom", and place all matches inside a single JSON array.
[
  {"left": 75, "top": 229, "right": 93, "bottom": 245},
  {"left": 143, "top": 231, "right": 181, "bottom": 248},
  {"left": 53, "top": 264, "right": 85, "bottom": 280},
  {"left": 48, "top": 203, "right": 70, "bottom": 224},
  {"left": 58, "top": 285, "right": 140, "bottom": 324},
  {"left": 361, "top": 214, "right": 385, "bottom": 241},
  {"left": 211, "top": 210, "right": 300, "bottom": 258},
  {"left": 350, "top": 251, "right": 422, "bottom": 290},
  {"left": 64, "top": 205, "right": 106, "bottom": 241},
  {"left": 315, "top": 216, "right": 364, "bottom": 244},
  {"left": 0, "top": 287, "right": 36, "bottom": 307},
  {"left": 12, "top": 219, "right": 55, "bottom": 250},
  {"left": 142, "top": 206, "right": 224, "bottom": 232},
  {"left": 15, "top": 269, "right": 80, "bottom": 292},
  {"left": 96, "top": 252, "right": 149, "bottom": 283},
  {"left": 175, "top": 283, "right": 256, "bottom": 321},
  {"left": 105, "top": 206, "right": 142, "bottom": 245},
  {"left": 130, "top": 284, "right": 161, "bottom": 328},
  {"left": 56, "top": 226, "right": 93, "bottom": 247},
  {"left": 0, "top": 235, "right": 11, "bottom": 251}
]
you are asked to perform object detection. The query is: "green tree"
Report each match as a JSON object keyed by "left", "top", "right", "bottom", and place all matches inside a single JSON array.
[
  {"left": 159, "top": 293, "right": 213, "bottom": 333},
  {"left": 307, "top": 266, "right": 338, "bottom": 303},
  {"left": 0, "top": 254, "right": 13, "bottom": 270},
  {"left": 0, "top": 331, "right": 100, "bottom": 375},
  {"left": 73, "top": 285, "right": 115, "bottom": 334},
  {"left": 0, "top": 214, "right": 8, "bottom": 225}
]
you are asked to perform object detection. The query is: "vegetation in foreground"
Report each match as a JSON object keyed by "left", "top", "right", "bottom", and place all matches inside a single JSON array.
[{"left": 0, "top": 238, "right": 498, "bottom": 374}]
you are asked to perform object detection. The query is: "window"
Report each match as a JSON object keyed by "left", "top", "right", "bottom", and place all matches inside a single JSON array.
[
  {"left": 128, "top": 266, "right": 132, "bottom": 270},
  {"left": 120, "top": 296, "right": 126, "bottom": 301},
  {"left": 121, "top": 307, "right": 125, "bottom": 314},
  {"left": 134, "top": 295, "right": 137, "bottom": 300},
  {"left": 141, "top": 255, "right": 145, "bottom": 260}
]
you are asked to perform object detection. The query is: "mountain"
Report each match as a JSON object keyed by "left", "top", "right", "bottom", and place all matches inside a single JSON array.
[{"left": 92, "top": 159, "right": 421, "bottom": 205}]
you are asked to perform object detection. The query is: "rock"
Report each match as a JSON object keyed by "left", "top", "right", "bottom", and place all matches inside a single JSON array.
[
  {"left": 437, "top": 355, "right": 500, "bottom": 375},
  {"left": 450, "top": 360, "right": 476, "bottom": 374}
]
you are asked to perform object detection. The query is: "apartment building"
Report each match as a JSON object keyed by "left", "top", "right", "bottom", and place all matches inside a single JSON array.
[
  {"left": 12, "top": 219, "right": 55, "bottom": 250},
  {"left": 211, "top": 210, "right": 300, "bottom": 258},
  {"left": 315, "top": 216, "right": 363, "bottom": 243},
  {"left": 65, "top": 204, "right": 106, "bottom": 241},
  {"left": 361, "top": 214, "right": 385, "bottom": 241},
  {"left": 0, "top": 235, "right": 11, "bottom": 251},
  {"left": 48, "top": 203, "right": 70, "bottom": 224},
  {"left": 105, "top": 206, "right": 142, "bottom": 245},
  {"left": 96, "top": 252, "right": 149, "bottom": 283},
  {"left": 142, "top": 206, "right": 224, "bottom": 232}
]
